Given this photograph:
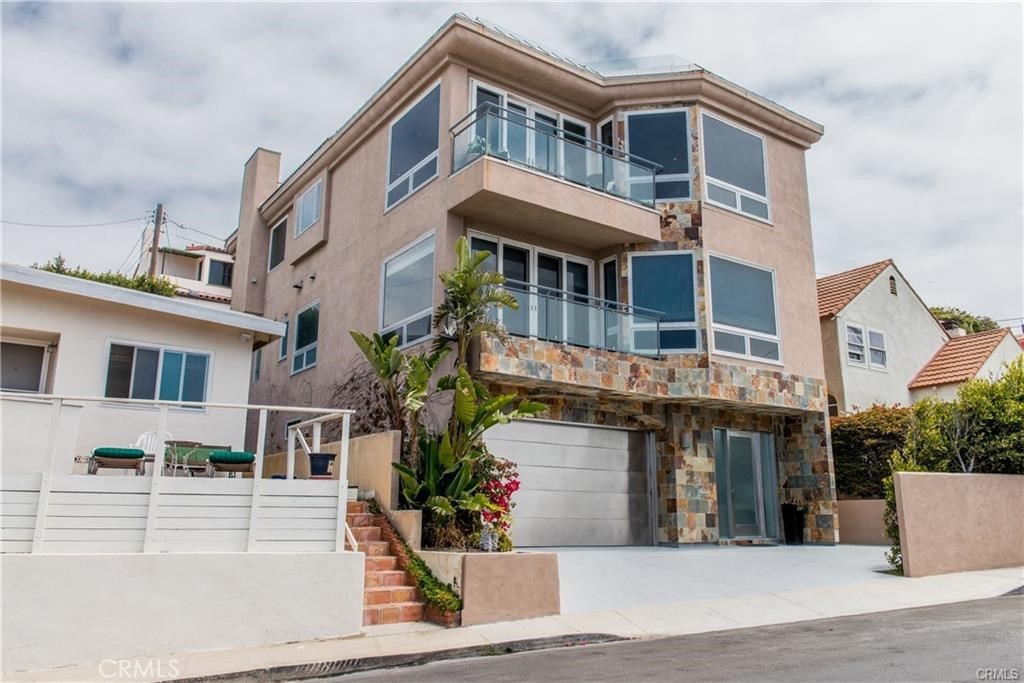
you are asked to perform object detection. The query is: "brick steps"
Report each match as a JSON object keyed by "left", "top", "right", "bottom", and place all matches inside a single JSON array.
[{"left": 347, "top": 501, "right": 424, "bottom": 626}]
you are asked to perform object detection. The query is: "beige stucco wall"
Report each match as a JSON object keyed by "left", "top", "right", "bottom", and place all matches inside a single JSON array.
[
  {"left": 894, "top": 472, "right": 1024, "bottom": 577},
  {"left": 837, "top": 499, "right": 887, "bottom": 545},
  {"left": 1, "top": 282, "right": 253, "bottom": 472}
]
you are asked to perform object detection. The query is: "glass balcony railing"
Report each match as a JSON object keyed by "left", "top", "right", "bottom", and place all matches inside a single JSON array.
[
  {"left": 495, "top": 279, "right": 664, "bottom": 356},
  {"left": 451, "top": 104, "right": 660, "bottom": 208}
]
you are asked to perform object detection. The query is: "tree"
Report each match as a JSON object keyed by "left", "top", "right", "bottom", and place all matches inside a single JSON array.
[
  {"left": 929, "top": 306, "right": 998, "bottom": 333},
  {"left": 34, "top": 255, "right": 177, "bottom": 297}
]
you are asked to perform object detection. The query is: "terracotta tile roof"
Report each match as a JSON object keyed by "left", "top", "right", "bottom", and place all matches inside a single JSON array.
[
  {"left": 908, "top": 328, "right": 1012, "bottom": 389},
  {"left": 816, "top": 259, "right": 893, "bottom": 318},
  {"left": 175, "top": 288, "right": 231, "bottom": 304}
]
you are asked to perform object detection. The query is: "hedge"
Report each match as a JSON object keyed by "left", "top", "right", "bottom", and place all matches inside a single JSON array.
[{"left": 830, "top": 405, "right": 911, "bottom": 499}]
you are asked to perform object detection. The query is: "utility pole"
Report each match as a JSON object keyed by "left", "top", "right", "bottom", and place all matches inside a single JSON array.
[{"left": 148, "top": 203, "right": 164, "bottom": 278}]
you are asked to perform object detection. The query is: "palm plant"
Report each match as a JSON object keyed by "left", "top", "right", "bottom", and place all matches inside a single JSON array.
[{"left": 433, "top": 236, "right": 519, "bottom": 372}]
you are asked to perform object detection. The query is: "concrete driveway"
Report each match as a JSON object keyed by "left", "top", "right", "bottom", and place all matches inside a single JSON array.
[{"left": 548, "top": 544, "right": 896, "bottom": 614}]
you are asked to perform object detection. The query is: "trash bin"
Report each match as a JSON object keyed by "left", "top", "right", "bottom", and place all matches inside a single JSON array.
[{"left": 782, "top": 504, "right": 805, "bottom": 545}]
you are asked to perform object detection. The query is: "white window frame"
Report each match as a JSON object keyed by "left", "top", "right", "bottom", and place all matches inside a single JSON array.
[
  {"left": 706, "top": 252, "right": 783, "bottom": 366},
  {"left": 700, "top": 110, "right": 772, "bottom": 224},
  {"left": 278, "top": 316, "right": 289, "bottom": 361},
  {"left": 379, "top": 231, "right": 436, "bottom": 349},
  {"left": 0, "top": 337, "right": 51, "bottom": 393},
  {"left": 845, "top": 323, "right": 867, "bottom": 366},
  {"left": 267, "top": 218, "right": 287, "bottom": 271},
  {"left": 623, "top": 107, "right": 692, "bottom": 204},
  {"left": 599, "top": 255, "right": 618, "bottom": 302},
  {"left": 252, "top": 347, "right": 262, "bottom": 384},
  {"left": 102, "top": 339, "right": 213, "bottom": 406},
  {"left": 294, "top": 179, "right": 323, "bottom": 237},
  {"left": 867, "top": 328, "right": 888, "bottom": 371},
  {"left": 385, "top": 81, "right": 442, "bottom": 211},
  {"left": 291, "top": 300, "right": 320, "bottom": 375},
  {"left": 627, "top": 250, "right": 700, "bottom": 354}
]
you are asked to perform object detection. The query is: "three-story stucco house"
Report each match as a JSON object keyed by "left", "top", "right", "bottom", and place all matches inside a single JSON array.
[{"left": 231, "top": 15, "right": 837, "bottom": 546}]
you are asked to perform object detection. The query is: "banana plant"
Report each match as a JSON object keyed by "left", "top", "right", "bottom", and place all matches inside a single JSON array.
[{"left": 394, "top": 430, "right": 496, "bottom": 515}]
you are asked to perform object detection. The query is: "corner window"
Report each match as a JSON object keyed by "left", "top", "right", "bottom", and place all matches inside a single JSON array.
[
  {"left": 625, "top": 109, "right": 691, "bottom": 203},
  {"left": 104, "top": 343, "right": 209, "bottom": 403},
  {"left": 268, "top": 219, "right": 286, "bottom": 270},
  {"left": 709, "top": 255, "right": 780, "bottom": 362},
  {"left": 846, "top": 324, "right": 866, "bottom": 365},
  {"left": 292, "top": 301, "right": 319, "bottom": 374},
  {"left": 208, "top": 260, "right": 233, "bottom": 287},
  {"left": 295, "top": 180, "right": 322, "bottom": 237},
  {"left": 702, "top": 113, "right": 770, "bottom": 221},
  {"left": 387, "top": 84, "right": 441, "bottom": 209},
  {"left": 868, "top": 329, "right": 887, "bottom": 369},
  {"left": 381, "top": 234, "right": 435, "bottom": 346},
  {"left": 278, "top": 318, "right": 289, "bottom": 361},
  {"left": 628, "top": 252, "right": 698, "bottom": 353},
  {"left": 1, "top": 341, "right": 48, "bottom": 392}
]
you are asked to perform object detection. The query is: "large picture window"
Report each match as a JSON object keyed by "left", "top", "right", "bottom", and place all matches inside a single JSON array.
[
  {"left": 387, "top": 84, "right": 441, "bottom": 208},
  {"left": 268, "top": 219, "right": 286, "bottom": 270},
  {"left": 709, "top": 255, "right": 780, "bottom": 362},
  {"left": 207, "top": 260, "right": 233, "bottom": 287},
  {"left": 628, "top": 252, "right": 698, "bottom": 353},
  {"left": 381, "top": 234, "right": 435, "bottom": 346},
  {"left": 625, "top": 109, "right": 691, "bottom": 203},
  {"left": 295, "top": 180, "right": 322, "bottom": 236},
  {"left": 292, "top": 301, "right": 319, "bottom": 374},
  {"left": 104, "top": 343, "right": 210, "bottom": 403},
  {"left": 702, "top": 113, "right": 770, "bottom": 221}
]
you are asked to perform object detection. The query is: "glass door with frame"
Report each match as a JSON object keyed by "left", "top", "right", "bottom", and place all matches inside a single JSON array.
[{"left": 714, "top": 429, "right": 780, "bottom": 540}]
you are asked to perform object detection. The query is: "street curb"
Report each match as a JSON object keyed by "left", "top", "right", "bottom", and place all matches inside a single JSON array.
[{"left": 175, "top": 633, "right": 626, "bottom": 682}]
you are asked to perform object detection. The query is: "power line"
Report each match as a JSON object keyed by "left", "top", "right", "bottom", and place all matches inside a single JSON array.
[
  {"left": 0, "top": 215, "right": 150, "bottom": 228},
  {"left": 115, "top": 221, "right": 153, "bottom": 276},
  {"left": 163, "top": 216, "right": 226, "bottom": 245}
]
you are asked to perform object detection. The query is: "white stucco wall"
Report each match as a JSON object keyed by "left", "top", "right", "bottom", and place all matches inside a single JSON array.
[
  {"left": 828, "top": 265, "right": 948, "bottom": 413},
  {"left": 909, "top": 333, "right": 1023, "bottom": 403},
  {"left": 1, "top": 281, "right": 257, "bottom": 473},
  {"left": 1, "top": 552, "right": 364, "bottom": 674}
]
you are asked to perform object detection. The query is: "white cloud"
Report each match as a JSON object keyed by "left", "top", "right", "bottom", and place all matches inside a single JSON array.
[{"left": 2, "top": 2, "right": 1021, "bottom": 323}]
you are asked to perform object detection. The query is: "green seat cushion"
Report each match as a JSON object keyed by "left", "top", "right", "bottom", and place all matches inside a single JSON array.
[
  {"left": 93, "top": 447, "right": 145, "bottom": 459},
  {"left": 208, "top": 450, "right": 255, "bottom": 465}
]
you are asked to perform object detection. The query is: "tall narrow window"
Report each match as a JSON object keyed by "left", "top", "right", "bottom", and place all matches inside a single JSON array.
[
  {"left": 104, "top": 343, "right": 210, "bottom": 402},
  {"left": 868, "top": 330, "right": 888, "bottom": 369},
  {"left": 846, "top": 324, "right": 866, "bottom": 364},
  {"left": 252, "top": 348, "right": 262, "bottom": 384},
  {"left": 628, "top": 252, "right": 698, "bottom": 353},
  {"left": 709, "top": 255, "right": 780, "bottom": 362},
  {"left": 292, "top": 301, "right": 320, "bottom": 374},
  {"left": 702, "top": 113, "right": 770, "bottom": 221},
  {"left": 278, "top": 318, "right": 289, "bottom": 361},
  {"left": 295, "top": 180, "right": 322, "bottom": 236},
  {"left": 601, "top": 257, "right": 618, "bottom": 303},
  {"left": 268, "top": 219, "right": 286, "bottom": 270},
  {"left": 625, "top": 109, "right": 691, "bottom": 203},
  {"left": 387, "top": 85, "right": 441, "bottom": 208},
  {"left": 207, "top": 260, "right": 233, "bottom": 287},
  {"left": 381, "top": 234, "right": 435, "bottom": 346}
]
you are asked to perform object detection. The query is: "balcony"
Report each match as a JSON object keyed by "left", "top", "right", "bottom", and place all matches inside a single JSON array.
[{"left": 446, "top": 105, "right": 663, "bottom": 249}]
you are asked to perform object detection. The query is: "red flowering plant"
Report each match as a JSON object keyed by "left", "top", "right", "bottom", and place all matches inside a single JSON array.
[{"left": 476, "top": 449, "right": 520, "bottom": 550}]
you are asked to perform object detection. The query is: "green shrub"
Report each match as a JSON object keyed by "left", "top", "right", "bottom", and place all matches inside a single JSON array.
[
  {"left": 830, "top": 405, "right": 911, "bottom": 499},
  {"left": 404, "top": 547, "right": 462, "bottom": 612},
  {"left": 34, "top": 255, "right": 177, "bottom": 297},
  {"left": 882, "top": 450, "right": 927, "bottom": 573}
]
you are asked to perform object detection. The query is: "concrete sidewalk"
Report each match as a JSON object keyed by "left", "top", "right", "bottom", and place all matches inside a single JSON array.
[{"left": 9, "top": 564, "right": 1021, "bottom": 682}]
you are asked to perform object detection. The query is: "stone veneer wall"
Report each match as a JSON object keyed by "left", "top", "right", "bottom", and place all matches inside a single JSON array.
[{"left": 485, "top": 379, "right": 838, "bottom": 545}]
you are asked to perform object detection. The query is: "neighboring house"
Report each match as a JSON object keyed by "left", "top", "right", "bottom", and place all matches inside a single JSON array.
[
  {"left": 817, "top": 259, "right": 1022, "bottom": 414},
  {"left": 138, "top": 242, "right": 235, "bottom": 308},
  {"left": 908, "top": 327, "right": 1023, "bottom": 402},
  {"left": 817, "top": 259, "right": 948, "bottom": 414},
  {"left": 231, "top": 15, "right": 836, "bottom": 546},
  {"left": 0, "top": 262, "right": 283, "bottom": 473}
]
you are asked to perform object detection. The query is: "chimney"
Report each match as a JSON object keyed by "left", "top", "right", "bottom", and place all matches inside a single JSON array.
[
  {"left": 231, "top": 148, "right": 282, "bottom": 315},
  {"left": 947, "top": 327, "right": 968, "bottom": 338}
]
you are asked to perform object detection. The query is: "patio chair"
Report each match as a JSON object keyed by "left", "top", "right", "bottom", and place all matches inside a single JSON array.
[
  {"left": 87, "top": 447, "right": 147, "bottom": 475},
  {"left": 205, "top": 450, "right": 255, "bottom": 478},
  {"left": 133, "top": 430, "right": 173, "bottom": 456}
]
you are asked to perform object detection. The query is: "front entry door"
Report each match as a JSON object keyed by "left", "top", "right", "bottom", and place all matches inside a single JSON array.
[{"left": 726, "top": 433, "right": 764, "bottom": 538}]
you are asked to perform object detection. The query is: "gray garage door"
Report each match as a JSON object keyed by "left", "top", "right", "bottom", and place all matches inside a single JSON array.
[{"left": 484, "top": 421, "right": 652, "bottom": 546}]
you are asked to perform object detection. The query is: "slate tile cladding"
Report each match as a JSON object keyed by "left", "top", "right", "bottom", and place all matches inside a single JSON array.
[{"left": 487, "top": 380, "right": 838, "bottom": 545}]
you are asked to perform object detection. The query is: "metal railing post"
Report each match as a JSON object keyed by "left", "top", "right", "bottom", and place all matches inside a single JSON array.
[
  {"left": 336, "top": 413, "right": 356, "bottom": 552},
  {"left": 142, "top": 404, "right": 169, "bottom": 552},
  {"left": 247, "top": 408, "right": 268, "bottom": 551},
  {"left": 31, "top": 398, "right": 64, "bottom": 553}
]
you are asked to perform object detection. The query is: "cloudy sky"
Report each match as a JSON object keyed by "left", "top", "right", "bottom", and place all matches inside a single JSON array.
[{"left": 2, "top": 2, "right": 1021, "bottom": 325}]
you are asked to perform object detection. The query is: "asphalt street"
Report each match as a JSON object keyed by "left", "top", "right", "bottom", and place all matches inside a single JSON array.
[{"left": 334, "top": 595, "right": 1024, "bottom": 682}]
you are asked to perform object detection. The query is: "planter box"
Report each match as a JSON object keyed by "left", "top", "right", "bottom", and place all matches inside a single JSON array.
[{"left": 419, "top": 550, "right": 560, "bottom": 626}]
